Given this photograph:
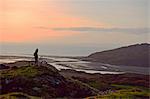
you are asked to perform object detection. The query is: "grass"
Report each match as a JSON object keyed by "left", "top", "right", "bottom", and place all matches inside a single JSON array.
[
  {"left": 85, "top": 84, "right": 150, "bottom": 99},
  {"left": 0, "top": 66, "right": 39, "bottom": 78},
  {"left": 1, "top": 64, "right": 149, "bottom": 99},
  {"left": 88, "top": 81, "right": 102, "bottom": 89},
  {"left": 111, "top": 84, "right": 145, "bottom": 89},
  {"left": 111, "top": 84, "right": 150, "bottom": 97},
  {"left": 100, "top": 89, "right": 149, "bottom": 99},
  {"left": 0, "top": 92, "right": 41, "bottom": 99},
  {"left": 86, "top": 81, "right": 109, "bottom": 90}
]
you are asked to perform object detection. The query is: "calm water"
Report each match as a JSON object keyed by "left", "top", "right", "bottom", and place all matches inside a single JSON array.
[{"left": 0, "top": 55, "right": 148, "bottom": 75}]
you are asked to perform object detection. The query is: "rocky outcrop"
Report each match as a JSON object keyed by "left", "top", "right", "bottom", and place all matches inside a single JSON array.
[
  {"left": 0, "top": 61, "right": 96, "bottom": 98},
  {"left": 0, "top": 64, "right": 9, "bottom": 70}
]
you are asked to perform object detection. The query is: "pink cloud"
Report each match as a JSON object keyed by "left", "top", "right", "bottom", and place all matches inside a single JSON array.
[{"left": 0, "top": 0, "right": 108, "bottom": 43}]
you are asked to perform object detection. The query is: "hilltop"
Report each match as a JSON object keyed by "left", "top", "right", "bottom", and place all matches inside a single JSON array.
[
  {"left": 0, "top": 61, "right": 96, "bottom": 98},
  {"left": 0, "top": 61, "right": 149, "bottom": 98},
  {"left": 83, "top": 43, "right": 150, "bottom": 67}
]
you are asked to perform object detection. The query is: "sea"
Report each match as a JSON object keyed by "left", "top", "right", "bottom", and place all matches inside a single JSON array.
[{"left": 0, "top": 54, "right": 149, "bottom": 75}]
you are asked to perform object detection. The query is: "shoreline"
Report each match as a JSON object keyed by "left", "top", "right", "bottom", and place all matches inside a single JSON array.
[
  {"left": 0, "top": 55, "right": 149, "bottom": 75},
  {"left": 0, "top": 60, "right": 149, "bottom": 76}
]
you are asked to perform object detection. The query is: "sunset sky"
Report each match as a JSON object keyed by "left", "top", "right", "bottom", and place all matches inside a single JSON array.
[{"left": 0, "top": 0, "right": 149, "bottom": 56}]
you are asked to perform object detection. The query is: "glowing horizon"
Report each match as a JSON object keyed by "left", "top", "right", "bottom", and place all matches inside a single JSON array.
[
  {"left": 0, "top": 0, "right": 107, "bottom": 43},
  {"left": 0, "top": 0, "right": 148, "bottom": 55}
]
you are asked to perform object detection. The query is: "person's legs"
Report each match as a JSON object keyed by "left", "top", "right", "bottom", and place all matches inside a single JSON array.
[{"left": 35, "top": 56, "right": 38, "bottom": 65}]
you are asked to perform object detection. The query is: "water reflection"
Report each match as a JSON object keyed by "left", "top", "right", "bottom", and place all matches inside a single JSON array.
[{"left": 0, "top": 55, "right": 148, "bottom": 75}]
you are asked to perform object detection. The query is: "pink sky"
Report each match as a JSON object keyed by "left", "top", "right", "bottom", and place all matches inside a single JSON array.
[
  {"left": 0, "top": 0, "right": 107, "bottom": 43},
  {"left": 0, "top": 0, "right": 148, "bottom": 56}
]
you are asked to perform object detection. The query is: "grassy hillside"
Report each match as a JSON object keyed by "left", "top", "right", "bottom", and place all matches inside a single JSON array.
[
  {"left": 1, "top": 61, "right": 149, "bottom": 99},
  {"left": 84, "top": 43, "right": 150, "bottom": 67},
  {"left": 60, "top": 69, "right": 150, "bottom": 99},
  {"left": 0, "top": 61, "right": 96, "bottom": 98}
]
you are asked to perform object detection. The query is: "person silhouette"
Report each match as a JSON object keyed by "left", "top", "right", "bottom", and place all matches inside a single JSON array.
[{"left": 34, "top": 48, "right": 38, "bottom": 65}]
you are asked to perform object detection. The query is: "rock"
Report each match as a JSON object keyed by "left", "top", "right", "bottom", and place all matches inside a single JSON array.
[
  {"left": 0, "top": 64, "right": 9, "bottom": 70},
  {"left": 10, "top": 94, "right": 30, "bottom": 99},
  {"left": 0, "top": 61, "right": 96, "bottom": 98},
  {"left": 11, "top": 66, "right": 18, "bottom": 69}
]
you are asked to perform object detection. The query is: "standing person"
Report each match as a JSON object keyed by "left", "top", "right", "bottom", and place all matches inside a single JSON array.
[{"left": 34, "top": 48, "right": 38, "bottom": 65}]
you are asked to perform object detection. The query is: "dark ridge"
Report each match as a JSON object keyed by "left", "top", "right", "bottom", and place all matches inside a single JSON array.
[{"left": 84, "top": 43, "right": 150, "bottom": 67}]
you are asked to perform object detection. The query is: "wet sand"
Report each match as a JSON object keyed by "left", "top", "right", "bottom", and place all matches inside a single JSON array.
[{"left": 0, "top": 55, "right": 149, "bottom": 75}]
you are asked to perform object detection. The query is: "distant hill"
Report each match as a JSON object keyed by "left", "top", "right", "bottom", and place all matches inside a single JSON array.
[{"left": 83, "top": 43, "right": 150, "bottom": 67}]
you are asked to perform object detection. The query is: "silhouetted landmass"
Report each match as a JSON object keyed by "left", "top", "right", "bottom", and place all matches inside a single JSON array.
[
  {"left": 0, "top": 61, "right": 96, "bottom": 98},
  {"left": 83, "top": 43, "right": 150, "bottom": 67},
  {"left": 0, "top": 61, "right": 149, "bottom": 98}
]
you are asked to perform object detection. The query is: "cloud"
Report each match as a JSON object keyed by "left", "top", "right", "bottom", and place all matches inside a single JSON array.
[
  {"left": 51, "top": 27, "right": 149, "bottom": 34},
  {"left": 35, "top": 26, "right": 50, "bottom": 29}
]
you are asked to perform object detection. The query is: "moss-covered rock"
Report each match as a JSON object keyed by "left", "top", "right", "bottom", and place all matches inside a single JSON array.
[{"left": 0, "top": 61, "right": 96, "bottom": 98}]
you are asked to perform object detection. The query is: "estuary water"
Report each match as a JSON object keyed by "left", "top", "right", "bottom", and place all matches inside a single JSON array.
[{"left": 0, "top": 55, "right": 148, "bottom": 75}]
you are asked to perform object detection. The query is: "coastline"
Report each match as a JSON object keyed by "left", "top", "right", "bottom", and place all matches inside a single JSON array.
[
  {"left": 0, "top": 60, "right": 149, "bottom": 98},
  {"left": 0, "top": 55, "right": 149, "bottom": 75}
]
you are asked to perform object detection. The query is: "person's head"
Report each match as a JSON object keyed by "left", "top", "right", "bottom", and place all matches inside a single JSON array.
[{"left": 35, "top": 48, "right": 38, "bottom": 53}]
